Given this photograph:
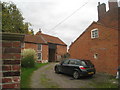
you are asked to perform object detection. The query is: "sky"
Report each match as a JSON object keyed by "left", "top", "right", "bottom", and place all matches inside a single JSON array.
[{"left": 2, "top": 0, "right": 120, "bottom": 47}]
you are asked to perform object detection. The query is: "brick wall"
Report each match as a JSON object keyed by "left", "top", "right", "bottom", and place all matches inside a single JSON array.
[
  {"left": 69, "top": 22, "right": 118, "bottom": 75},
  {"left": 0, "top": 33, "right": 24, "bottom": 89},
  {"left": 42, "top": 45, "right": 48, "bottom": 63},
  {"left": 24, "top": 42, "right": 38, "bottom": 51},
  {"left": 56, "top": 45, "right": 67, "bottom": 61}
]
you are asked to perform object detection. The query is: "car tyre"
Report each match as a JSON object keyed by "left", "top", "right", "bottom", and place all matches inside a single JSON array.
[
  {"left": 73, "top": 71, "right": 80, "bottom": 79},
  {"left": 55, "top": 67, "right": 60, "bottom": 74}
]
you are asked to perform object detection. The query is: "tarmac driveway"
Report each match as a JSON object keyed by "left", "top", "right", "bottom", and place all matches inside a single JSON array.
[{"left": 31, "top": 63, "right": 118, "bottom": 88}]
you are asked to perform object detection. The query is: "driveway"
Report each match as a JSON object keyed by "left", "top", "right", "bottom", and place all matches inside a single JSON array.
[{"left": 31, "top": 63, "right": 118, "bottom": 88}]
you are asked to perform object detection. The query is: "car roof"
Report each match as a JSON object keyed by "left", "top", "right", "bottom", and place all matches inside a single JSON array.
[{"left": 64, "top": 59, "right": 81, "bottom": 61}]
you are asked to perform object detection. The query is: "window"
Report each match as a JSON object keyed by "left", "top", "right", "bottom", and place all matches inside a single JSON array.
[
  {"left": 91, "top": 29, "right": 99, "bottom": 38},
  {"left": 69, "top": 60, "right": 76, "bottom": 65},
  {"left": 63, "top": 60, "right": 69, "bottom": 64},
  {"left": 38, "top": 44, "right": 42, "bottom": 51},
  {"left": 94, "top": 53, "right": 98, "bottom": 59},
  {"left": 38, "top": 53, "right": 42, "bottom": 60},
  {"left": 21, "top": 43, "right": 25, "bottom": 48}
]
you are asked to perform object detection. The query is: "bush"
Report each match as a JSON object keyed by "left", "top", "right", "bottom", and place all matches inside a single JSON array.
[
  {"left": 21, "top": 49, "right": 37, "bottom": 68},
  {"left": 61, "top": 53, "right": 70, "bottom": 59}
]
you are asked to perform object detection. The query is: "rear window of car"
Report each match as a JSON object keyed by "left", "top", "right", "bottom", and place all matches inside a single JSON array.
[{"left": 81, "top": 60, "right": 93, "bottom": 66}]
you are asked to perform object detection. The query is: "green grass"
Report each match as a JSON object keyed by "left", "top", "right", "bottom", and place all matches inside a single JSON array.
[
  {"left": 89, "top": 82, "right": 118, "bottom": 88},
  {"left": 89, "top": 77, "right": 118, "bottom": 88},
  {"left": 21, "top": 63, "right": 49, "bottom": 88}
]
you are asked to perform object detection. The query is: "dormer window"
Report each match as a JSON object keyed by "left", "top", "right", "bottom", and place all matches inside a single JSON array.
[{"left": 91, "top": 28, "right": 99, "bottom": 39}]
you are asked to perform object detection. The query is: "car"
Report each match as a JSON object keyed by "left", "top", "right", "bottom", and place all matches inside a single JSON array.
[{"left": 54, "top": 59, "right": 96, "bottom": 79}]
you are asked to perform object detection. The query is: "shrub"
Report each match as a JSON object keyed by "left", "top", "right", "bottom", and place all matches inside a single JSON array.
[
  {"left": 21, "top": 49, "right": 37, "bottom": 68},
  {"left": 61, "top": 53, "right": 70, "bottom": 59}
]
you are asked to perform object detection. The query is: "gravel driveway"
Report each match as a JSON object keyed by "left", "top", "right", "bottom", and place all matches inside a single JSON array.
[{"left": 31, "top": 63, "right": 118, "bottom": 88}]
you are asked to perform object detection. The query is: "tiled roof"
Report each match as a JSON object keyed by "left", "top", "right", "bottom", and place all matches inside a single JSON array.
[
  {"left": 24, "top": 33, "right": 67, "bottom": 46},
  {"left": 24, "top": 35, "right": 47, "bottom": 44},
  {"left": 40, "top": 33, "right": 66, "bottom": 45}
]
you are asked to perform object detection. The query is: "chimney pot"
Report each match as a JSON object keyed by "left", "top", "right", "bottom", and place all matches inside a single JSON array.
[
  {"left": 98, "top": 2, "right": 100, "bottom": 5},
  {"left": 36, "top": 28, "right": 42, "bottom": 35},
  {"left": 97, "top": 3, "right": 106, "bottom": 20}
]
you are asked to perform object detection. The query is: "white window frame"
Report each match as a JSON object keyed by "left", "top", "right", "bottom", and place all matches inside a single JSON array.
[
  {"left": 91, "top": 28, "right": 99, "bottom": 39},
  {"left": 21, "top": 43, "right": 25, "bottom": 48},
  {"left": 38, "top": 44, "right": 42, "bottom": 52},
  {"left": 38, "top": 52, "right": 42, "bottom": 60}
]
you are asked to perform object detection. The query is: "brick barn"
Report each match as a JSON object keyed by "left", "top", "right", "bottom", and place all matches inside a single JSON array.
[
  {"left": 69, "top": 1, "right": 120, "bottom": 75},
  {"left": 22, "top": 30, "right": 67, "bottom": 63}
]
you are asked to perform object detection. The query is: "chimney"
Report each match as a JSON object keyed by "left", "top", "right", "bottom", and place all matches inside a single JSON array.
[
  {"left": 36, "top": 28, "right": 42, "bottom": 35},
  {"left": 97, "top": 2, "right": 106, "bottom": 20},
  {"left": 108, "top": 0, "right": 118, "bottom": 10}
]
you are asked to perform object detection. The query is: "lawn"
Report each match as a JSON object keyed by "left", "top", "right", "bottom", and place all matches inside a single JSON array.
[{"left": 21, "top": 63, "right": 49, "bottom": 88}]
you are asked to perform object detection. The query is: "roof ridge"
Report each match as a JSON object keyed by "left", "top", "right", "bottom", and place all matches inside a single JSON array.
[{"left": 41, "top": 33, "right": 58, "bottom": 38}]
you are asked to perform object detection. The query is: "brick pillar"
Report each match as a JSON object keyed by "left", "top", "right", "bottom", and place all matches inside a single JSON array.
[{"left": 0, "top": 33, "right": 24, "bottom": 89}]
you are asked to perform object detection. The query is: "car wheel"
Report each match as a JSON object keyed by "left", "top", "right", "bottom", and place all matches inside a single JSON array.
[
  {"left": 73, "top": 71, "right": 79, "bottom": 79},
  {"left": 55, "top": 67, "right": 60, "bottom": 74}
]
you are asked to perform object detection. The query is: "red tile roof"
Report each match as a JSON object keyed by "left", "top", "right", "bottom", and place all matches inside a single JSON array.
[
  {"left": 40, "top": 33, "right": 66, "bottom": 45},
  {"left": 24, "top": 35, "right": 46, "bottom": 44},
  {"left": 24, "top": 32, "right": 67, "bottom": 46}
]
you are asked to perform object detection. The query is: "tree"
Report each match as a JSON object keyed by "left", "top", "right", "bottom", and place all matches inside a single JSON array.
[
  {"left": 1, "top": 2, "right": 30, "bottom": 34},
  {"left": 28, "top": 29, "right": 34, "bottom": 35}
]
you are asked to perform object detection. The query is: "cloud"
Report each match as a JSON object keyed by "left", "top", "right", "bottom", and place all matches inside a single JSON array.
[{"left": 3, "top": 0, "right": 111, "bottom": 47}]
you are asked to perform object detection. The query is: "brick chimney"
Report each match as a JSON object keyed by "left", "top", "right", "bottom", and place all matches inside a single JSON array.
[
  {"left": 36, "top": 28, "right": 42, "bottom": 35},
  {"left": 108, "top": 0, "right": 118, "bottom": 10},
  {"left": 97, "top": 2, "right": 106, "bottom": 20}
]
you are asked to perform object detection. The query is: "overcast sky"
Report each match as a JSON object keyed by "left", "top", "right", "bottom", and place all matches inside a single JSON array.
[{"left": 2, "top": 0, "right": 120, "bottom": 47}]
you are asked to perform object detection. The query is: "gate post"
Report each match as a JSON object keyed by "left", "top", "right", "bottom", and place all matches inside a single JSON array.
[{"left": 0, "top": 32, "right": 24, "bottom": 89}]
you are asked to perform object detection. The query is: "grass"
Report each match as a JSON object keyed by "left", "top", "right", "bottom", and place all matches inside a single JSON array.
[
  {"left": 89, "top": 75, "right": 118, "bottom": 88},
  {"left": 21, "top": 63, "right": 49, "bottom": 88},
  {"left": 89, "top": 81, "right": 118, "bottom": 88},
  {"left": 40, "top": 73, "right": 59, "bottom": 88}
]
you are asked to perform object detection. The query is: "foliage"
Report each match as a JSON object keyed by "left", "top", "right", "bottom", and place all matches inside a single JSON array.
[
  {"left": 61, "top": 53, "right": 70, "bottom": 59},
  {"left": 21, "top": 49, "right": 37, "bottom": 68},
  {"left": 28, "top": 29, "right": 34, "bottom": 35},
  {"left": 21, "top": 63, "right": 49, "bottom": 88},
  {"left": 1, "top": 1, "right": 31, "bottom": 33}
]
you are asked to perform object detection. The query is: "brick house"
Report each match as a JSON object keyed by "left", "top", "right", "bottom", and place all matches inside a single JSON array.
[
  {"left": 69, "top": 1, "right": 119, "bottom": 75},
  {"left": 23, "top": 30, "right": 67, "bottom": 63}
]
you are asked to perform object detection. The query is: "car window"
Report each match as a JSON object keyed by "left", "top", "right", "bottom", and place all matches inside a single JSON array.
[
  {"left": 82, "top": 60, "right": 93, "bottom": 66},
  {"left": 81, "top": 61, "right": 87, "bottom": 66},
  {"left": 69, "top": 60, "right": 76, "bottom": 65},
  {"left": 63, "top": 60, "right": 69, "bottom": 64},
  {"left": 75, "top": 60, "right": 81, "bottom": 65}
]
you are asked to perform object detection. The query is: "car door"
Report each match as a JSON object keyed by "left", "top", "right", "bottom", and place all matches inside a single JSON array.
[
  {"left": 67, "top": 60, "right": 76, "bottom": 75},
  {"left": 61, "top": 59, "right": 70, "bottom": 74}
]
